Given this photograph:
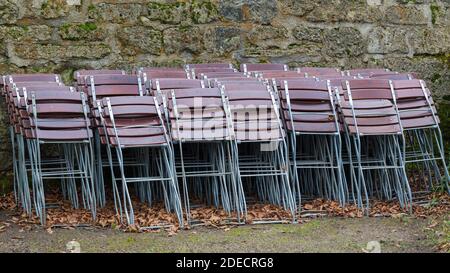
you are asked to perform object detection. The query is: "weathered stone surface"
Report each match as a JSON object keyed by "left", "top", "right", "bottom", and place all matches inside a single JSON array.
[
  {"left": 0, "top": 25, "right": 53, "bottom": 42},
  {"left": 384, "top": 5, "right": 428, "bottom": 25},
  {"left": 59, "top": 22, "right": 106, "bottom": 41},
  {"left": 367, "top": 26, "right": 410, "bottom": 54},
  {"left": 0, "top": 0, "right": 20, "bottom": 24},
  {"left": 88, "top": 3, "right": 145, "bottom": 23},
  {"left": 218, "top": 0, "right": 278, "bottom": 24},
  {"left": 205, "top": 27, "right": 241, "bottom": 56},
  {"left": 410, "top": 27, "right": 450, "bottom": 55},
  {"left": 242, "top": 42, "right": 322, "bottom": 60},
  {"left": 246, "top": 25, "right": 288, "bottom": 48},
  {"left": 323, "top": 27, "right": 366, "bottom": 57},
  {"left": 430, "top": 4, "right": 450, "bottom": 26},
  {"left": 246, "top": 0, "right": 278, "bottom": 25},
  {"left": 118, "top": 26, "right": 162, "bottom": 55},
  {"left": 40, "top": 0, "right": 69, "bottom": 19},
  {"left": 306, "top": 0, "right": 382, "bottom": 23},
  {"left": 218, "top": 0, "right": 244, "bottom": 21},
  {"left": 278, "top": 0, "right": 315, "bottom": 16},
  {"left": 292, "top": 26, "right": 324, "bottom": 43},
  {"left": 164, "top": 26, "right": 205, "bottom": 55},
  {"left": 14, "top": 43, "right": 111, "bottom": 60},
  {"left": 147, "top": 1, "right": 188, "bottom": 24},
  {"left": 191, "top": 0, "right": 219, "bottom": 24}
]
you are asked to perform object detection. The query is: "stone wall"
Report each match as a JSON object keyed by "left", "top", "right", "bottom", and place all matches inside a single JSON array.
[{"left": 0, "top": 0, "right": 449, "bottom": 174}]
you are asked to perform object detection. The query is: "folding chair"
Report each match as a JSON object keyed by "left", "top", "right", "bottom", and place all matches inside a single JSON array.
[
  {"left": 98, "top": 96, "right": 184, "bottom": 227},
  {"left": 279, "top": 80, "right": 347, "bottom": 207},
  {"left": 167, "top": 87, "right": 244, "bottom": 225},
  {"left": 25, "top": 90, "right": 96, "bottom": 224},
  {"left": 336, "top": 79, "right": 412, "bottom": 212},
  {"left": 221, "top": 82, "right": 297, "bottom": 223},
  {"left": 85, "top": 74, "right": 145, "bottom": 207},
  {"left": 392, "top": 79, "right": 450, "bottom": 193}
]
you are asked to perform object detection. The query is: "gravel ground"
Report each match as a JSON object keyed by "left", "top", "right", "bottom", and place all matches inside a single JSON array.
[{"left": 0, "top": 210, "right": 444, "bottom": 253}]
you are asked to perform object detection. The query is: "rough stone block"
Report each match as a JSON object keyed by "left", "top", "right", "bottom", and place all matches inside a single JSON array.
[
  {"left": 118, "top": 26, "right": 163, "bottom": 55},
  {"left": 14, "top": 43, "right": 111, "bottom": 60},
  {"left": 0, "top": 0, "right": 20, "bottom": 24},
  {"left": 164, "top": 26, "right": 205, "bottom": 55},
  {"left": 384, "top": 5, "right": 429, "bottom": 25},
  {"left": 88, "top": 3, "right": 145, "bottom": 23},
  {"left": 59, "top": 22, "right": 106, "bottom": 41},
  {"left": 367, "top": 26, "right": 410, "bottom": 54},
  {"left": 147, "top": 1, "right": 188, "bottom": 24}
]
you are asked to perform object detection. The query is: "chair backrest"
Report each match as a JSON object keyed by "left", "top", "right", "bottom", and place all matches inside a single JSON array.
[
  {"left": 370, "top": 73, "right": 416, "bottom": 80},
  {"left": 25, "top": 90, "right": 92, "bottom": 141},
  {"left": 8, "top": 74, "right": 61, "bottom": 84},
  {"left": 167, "top": 87, "right": 232, "bottom": 141},
  {"left": 346, "top": 68, "right": 390, "bottom": 77},
  {"left": 392, "top": 79, "right": 438, "bottom": 129},
  {"left": 85, "top": 74, "right": 144, "bottom": 101},
  {"left": 98, "top": 96, "right": 169, "bottom": 147},
  {"left": 223, "top": 83, "right": 283, "bottom": 141},
  {"left": 339, "top": 79, "right": 402, "bottom": 135},
  {"left": 256, "top": 71, "right": 304, "bottom": 79},
  {"left": 240, "top": 63, "right": 288, "bottom": 73},
  {"left": 279, "top": 80, "right": 338, "bottom": 134},
  {"left": 149, "top": 78, "right": 205, "bottom": 96},
  {"left": 190, "top": 67, "right": 237, "bottom": 79},
  {"left": 185, "top": 63, "right": 233, "bottom": 69},
  {"left": 74, "top": 69, "right": 126, "bottom": 80},
  {"left": 143, "top": 70, "right": 190, "bottom": 80}
]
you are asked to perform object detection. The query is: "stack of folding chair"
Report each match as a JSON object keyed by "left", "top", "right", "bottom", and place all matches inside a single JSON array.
[
  {"left": 2, "top": 74, "right": 96, "bottom": 224},
  {"left": 167, "top": 86, "right": 245, "bottom": 224},
  {"left": 220, "top": 78, "right": 297, "bottom": 222},
  {"left": 336, "top": 79, "right": 413, "bottom": 211},
  {"left": 97, "top": 95, "right": 183, "bottom": 226},
  {"left": 81, "top": 74, "right": 145, "bottom": 208},
  {"left": 392, "top": 79, "right": 449, "bottom": 192},
  {"left": 279, "top": 79, "right": 347, "bottom": 207},
  {"left": 1, "top": 63, "right": 449, "bottom": 227}
]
